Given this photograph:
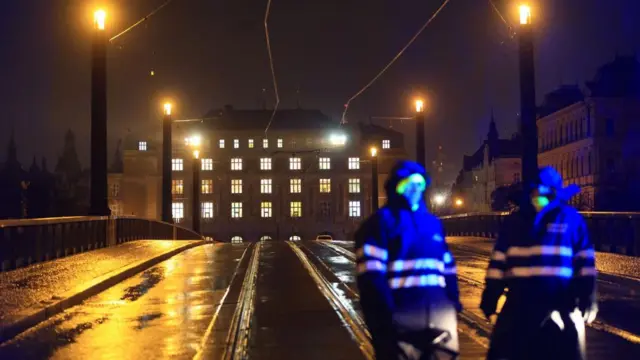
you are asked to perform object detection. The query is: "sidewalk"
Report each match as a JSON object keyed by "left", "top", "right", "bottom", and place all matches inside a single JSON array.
[{"left": 0, "top": 239, "right": 206, "bottom": 342}]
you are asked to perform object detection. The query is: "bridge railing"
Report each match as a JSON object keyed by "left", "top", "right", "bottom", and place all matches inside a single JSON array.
[
  {"left": 441, "top": 212, "right": 640, "bottom": 256},
  {"left": 0, "top": 216, "right": 204, "bottom": 272}
]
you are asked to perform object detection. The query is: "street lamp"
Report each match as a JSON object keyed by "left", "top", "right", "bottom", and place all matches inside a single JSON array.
[
  {"left": 518, "top": 3, "right": 539, "bottom": 203},
  {"left": 162, "top": 102, "right": 173, "bottom": 223},
  {"left": 89, "top": 8, "right": 109, "bottom": 216},
  {"left": 370, "top": 146, "right": 379, "bottom": 212},
  {"left": 454, "top": 198, "right": 464, "bottom": 207},
  {"left": 414, "top": 98, "right": 426, "bottom": 169},
  {"left": 186, "top": 136, "right": 202, "bottom": 234},
  {"left": 433, "top": 194, "right": 446, "bottom": 206}
]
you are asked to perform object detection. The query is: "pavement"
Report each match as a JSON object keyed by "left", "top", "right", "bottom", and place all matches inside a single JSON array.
[
  {"left": 0, "top": 239, "right": 205, "bottom": 343},
  {"left": 1, "top": 237, "right": 639, "bottom": 359}
]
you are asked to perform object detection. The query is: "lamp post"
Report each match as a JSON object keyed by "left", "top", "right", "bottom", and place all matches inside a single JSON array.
[
  {"left": 89, "top": 9, "right": 110, "bottom": 216},
  {"left": 414, "top": 99, "right": 426, "bottom": 169},
  {"left": 370, "top": 146, "right": 379, "bottom": 212},
  {"left": 187, "top": 136, "right": 202, "bottom": 234},
  {"left": 162, "top": 103, "right": 173, "bottom": 223},
  {"left": 518, "top": 4, "right": 538, "bottom": 197}
]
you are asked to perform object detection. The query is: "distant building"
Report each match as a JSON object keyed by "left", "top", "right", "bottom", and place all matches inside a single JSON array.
[
  {"left": 111, "top": 107, "right": 407, "bottom": 241},
  {"left": 537, "top": 55, "right": 640, "bottom": 210},
  {"left": 451, "top": 116, "right": 521, "bottom": 212}
]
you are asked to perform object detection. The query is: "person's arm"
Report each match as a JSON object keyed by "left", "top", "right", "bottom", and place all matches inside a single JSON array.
[
  {"left": 480, "top": 222, "right": 510, "bottom": 319},
  {"left": 440, "top": 223, "right": 462, "bottom": 312},
  {"left": 571, "top": 215, "right": 597, "bottom": 323}
]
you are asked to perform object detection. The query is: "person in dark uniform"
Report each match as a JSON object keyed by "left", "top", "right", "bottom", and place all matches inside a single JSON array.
[
  {"left": 355, "top": 160, "right": 461, "bottom": 360},
  {"left": 480, "top": 166, "right": 598, "bottom": 360}
]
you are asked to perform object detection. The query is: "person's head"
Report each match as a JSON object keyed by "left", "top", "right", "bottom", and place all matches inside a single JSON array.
[
  {"left": 531, "top": 166, "right": 579, "bottom": 211},
  {"left": 384, "top": 160, "right": 431, "bottom": 211}
]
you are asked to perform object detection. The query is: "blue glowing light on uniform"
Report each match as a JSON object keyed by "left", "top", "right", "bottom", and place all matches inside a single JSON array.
[{"left": 396, "top": 173, "right": 426, "bottom": 195}]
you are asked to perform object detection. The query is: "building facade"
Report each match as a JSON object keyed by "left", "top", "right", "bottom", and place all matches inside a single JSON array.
[{"left": 110, "top": 108, "right": 407, "bottom": 242}]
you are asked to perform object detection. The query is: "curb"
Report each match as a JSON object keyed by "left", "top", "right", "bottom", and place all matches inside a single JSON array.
[{"left": 0, "top": 240, "right": 212, "bottom": 344}]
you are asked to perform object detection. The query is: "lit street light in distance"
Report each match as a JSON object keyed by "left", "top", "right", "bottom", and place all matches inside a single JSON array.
[
  {"left": 164, "top": 102, "right": 172, "bottom": 116},
  {"left": 185, "top": 135, "right": 202, "bottom": 159},
  {"left": 454, "top": 198, "right": 464, "bottom": 207},
  {"left": 370, "top": 146, "right": 378, "bottom": 157},
  {"left": 329, "top": 132, "right": 347, "bottom": 146},
  {"left": 94, "top": 9, "right": 106, "bottom": 30},
  {"left": 433, "top": 193, "right": 446, "bottom": 206},
  {"left": 519, "top": 4, "right": 532, "bottom": 25},
  {"left": 415, "top": 99, "right": 425, "bottom": 113}
]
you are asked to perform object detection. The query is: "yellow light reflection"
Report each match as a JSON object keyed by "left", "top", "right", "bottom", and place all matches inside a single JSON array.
[
  {"left": 370, "top": 147, "right": 378, "bottom": 157},
  {"left": 415, "top": 99, "right": 424, "bottom": 113},
  {"left": 163, "top": 102, "right": 172, "bottom": 116},
  {"left": 94, "top": 9, "right": 106, "bottom": 30},
  {"left": 193, "top": 149, "right": 200, "bottom": 159},
  {"left": 519, "top": 4, "right": 532, "bottom": 25}
]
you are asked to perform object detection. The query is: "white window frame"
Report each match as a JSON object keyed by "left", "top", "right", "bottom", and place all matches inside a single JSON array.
[
  {"left": 349, "top": 201, "right": 361, "bottom": 217},
  {"left": 202, "top": 179, "right": 213, "bottom": 194},
  {"left": 319, "top": 157, "right": 331, "bottom": 170},
  {"left": 382, "top": 139, "right": 390, "bottom": 149},
  {"left": 172, "top": 179, "right": 184, "bottom": 195},
  {"left": 202, "top": 202, "right": 214, "bottom": 219},
  {"left": 219, "top": 139, "right": 225, "bottom": 148},
  {"left": 231, "top": 179, "right": 243, "bottom": 194},
  {"left": 289, "top": 157, "right": 302, "bottom": 170},
  {"left": 277, "top": 138, "right": 283, "bottom": 148},
  {"left": 348, "top": 178, "right": 361, "bottom": 193},
  {"left": 261, "top": 178, "right": 272, "bottom": 194},
  {"left": 172, "top": 202, "right": 184, "bottom": 221},
  {"left": 172, "top": 158, "right": 184, "bottom": 171},
  {"left": 202, "top": 158, "right": 213, "bottom": 171},
  {"left": 263, "top": 138, "right": 269, "bottom": 148},
  {"left": 231, "top": 202, "right": 243, "bottom": 218},
  {"left": 348, "top": 157, "right": 360, "bottom": 170},
  {"left": 248, "top": 139, "right": 254, "bottom": 148},
  {"left": 260, "top": 157, "right": 272, "bottom": 170},
  {"left": 233, "top": 139, "right": 239, "bottom": 149},
  {"left": 231, "top": 158, "right": 243, "bottom": 171},
  {"left": 319, "top": 178, "right": 331, "bottom": 193},
  {"left": 290, "top": 201, "right": 302, "bottom": 218},
  {"left": 261, "top": 201, "right": 272, "bottom": 218},
  {"left": 138, "top": 141, "right": 147, "bottom": 151},
  {"left": 290, "top": 178, "right": 302, "bottom": 193}
]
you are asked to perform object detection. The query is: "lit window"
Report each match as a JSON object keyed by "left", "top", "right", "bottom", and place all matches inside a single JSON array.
[
  {"left": 348, "top": 157, "right": 360, "bottom": 170},
  {"left": 138, "top": 141, "right": 147, "bottom": 151},
  {"left": 290, "top": 178, "right": 302, "bottom": 193},
  {"left": 234, "top": 139, "right": 239, "bottom": 149},
  {"left": 248, "top": 139, "right": 254, "bottom": 148},
  {"left": 319, "top": 157, "right": 331, "bottom": 170},
  {"left": 261, "top": 201, "right": 272, "bottom": 218},
  {"left": 202, "top": 158, "right": 213, "bottom": 171},
  {"left": 172, "top": 179, "right": 184, "bottom": 195},
  {"left": 348, "top": 178, "right": 361, "bottom": 193},
  {"left": 231, "top": 236, "right": 243, "bottom": 243},
  {"left": 261, "top": 179, "right": 272, "bottom": 194},
  {"left": 110, "top": 183, "right": 120, "bottom": 197},
  {"left": 277, "top": 138, "right": 283, "bottom": 148},
  {"left": 349, "top": 201, "right": 361, "bottom": 217},
  {"left": 382, "top": 139, "right": 390, "bottom": 149},
  {"left": 202, "top": 179, "right": 213, "bottom": 194},
  {"left": 290, "top": 157, "right": 302, "bottom": 170},
  {"left": 231, "top": 158, "right": 243, "bottom": 171},
  {"left": 202, "top": 202, "right": 214, "bottom": 219},
  {"left": 260, "top": 157, "right": 272, "bottom": 170},
  {"left": 172, "top": 202, "right": 184, "bottom": 221},
  {"left": 231, "top": 202, "right": 243, "bottom": 218},
  {"left": 319, "top": 178, "right": 331, "bottom": 193},
  {"left": 263, "top": 138, "right": 269, "bottom": 148},
  {"left": 231, "top": 179, "right": 243, "bottom": 194},
  {"left": 290, "top": 201, "right": 302, "bottom": 218},
  {"left": 219, "top": 139, "right": 225, "bottom": 148},
  {"left": 172, "top": 158, "right": 184, "bottom": 171}
]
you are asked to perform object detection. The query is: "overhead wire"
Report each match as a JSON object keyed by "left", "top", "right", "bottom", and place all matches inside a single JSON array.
[
  {"left": 339, "top": 0, "right": 452, "bottom": 125},
  {"left": 263, "top": 0, "right": 280, "bottom": 136},
  {"left": 488, "top": 0, "right": 516, "bottom": 39},
  {"left": 109, "top": 0, "right": 176, "bottom": 43}
]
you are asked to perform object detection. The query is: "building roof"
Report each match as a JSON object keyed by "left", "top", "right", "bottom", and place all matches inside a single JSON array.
[
  {"left": 200, "top": 107, "right": 336, "bottom": 131},
  {"left": 586, "top": 55, "right": 640, "bottom": 97},
  {"left": 537, "top": 85, "right": 585, "bottom": 118}
]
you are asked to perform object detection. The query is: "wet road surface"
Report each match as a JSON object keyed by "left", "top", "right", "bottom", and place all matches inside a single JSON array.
[
  {"left": 246, "top": 241, "right": 364, "bottom": 359},
  {"left": 324, "top": 239, "right": 640, "bottom": 359},
  {"left": 0, "top": 243, "right": 248, "bottom": 359}
]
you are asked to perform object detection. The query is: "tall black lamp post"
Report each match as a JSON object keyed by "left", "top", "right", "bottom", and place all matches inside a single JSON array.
[
  {"left": 162, "top": 103, "right": 173, "bottom": 223},
  {"left": 370, "top": 146, "right": 379, "bottom": 212}
]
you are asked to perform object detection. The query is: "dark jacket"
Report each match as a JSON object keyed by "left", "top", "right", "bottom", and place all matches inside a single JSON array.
[
  {"left": 480, "top": 199, "right": 597, "bottom": 360},
  {"left": 355, "top": 161, "right": 461, "bottom": 359}
]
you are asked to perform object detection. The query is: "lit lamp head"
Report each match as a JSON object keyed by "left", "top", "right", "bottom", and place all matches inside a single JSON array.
[
  {"left": 329, "top": 132, "right": 347, "bottom": 146},
  {"left": 370, "top": 147, "right": 378, "bottom": 157},
  {"left": 192, "top": 150, "right": 200, "bottom": 159},
  {"left": 163, "top": 103, "right": 172, "bottom": 116},
  {"left": 454, "top": 198, "right": 464, "bottom": 207},
  {"left": 519, "top": 4, "right": 532, "bottom": 25},
  {"left": 415, "top": 99, "right": 424, "bottom": 113},
  {"left": 185, "top": 135, "right": 202, "bottom": 159},
  {"left": 94, "top": 9, "right": 106, "bottom": 30},
  {"left": 433, "top": 194, "right": 446, "bottom": 206}
]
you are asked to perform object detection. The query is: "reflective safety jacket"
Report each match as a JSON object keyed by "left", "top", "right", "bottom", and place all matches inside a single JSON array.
[
  {"left": 355, "top": 161, "right": 460, "bottom": 358},
  {"left": 481, "top": 201, "right": 597, "bottom": 360}
]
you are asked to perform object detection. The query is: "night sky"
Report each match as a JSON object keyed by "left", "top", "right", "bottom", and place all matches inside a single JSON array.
[{"left": 1, "top": 0, "right": 639, "bottom": 183}]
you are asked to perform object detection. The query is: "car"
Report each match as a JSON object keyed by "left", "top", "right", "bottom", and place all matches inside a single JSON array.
[{"left": 315, "top": 234, "right": 333, "bottom": 241}]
